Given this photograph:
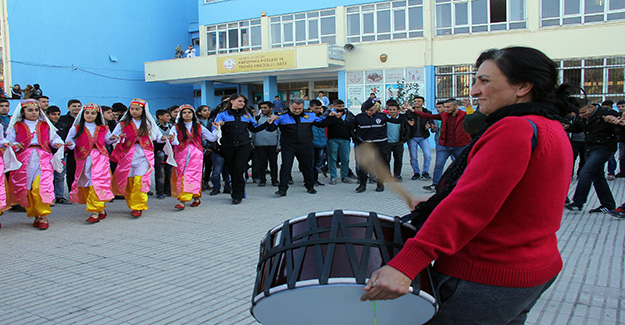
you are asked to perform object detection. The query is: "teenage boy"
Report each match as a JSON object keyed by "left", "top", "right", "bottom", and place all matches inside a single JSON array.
[
  {"left": 404, "top": 96, "right": 433, "bottom": 180},
  {"left": 154, "top": 109, "right": 173, "bottom": 199},
  {"left": 252, "top": 101, "right": 280, "bottom": 187},
  {"left": 56, "top": 99, "right": 82, "bottom": 202},
  {"left": 386, "top": 100, "right": 414, "bottom": 181},
  {"left": 0, "top": 98, "right": 11, "bottom": 131},
  {"left": 46, "top": 105, "right": 70, "bottom": 204}
]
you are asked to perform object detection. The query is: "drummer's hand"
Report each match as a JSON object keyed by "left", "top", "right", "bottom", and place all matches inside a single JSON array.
[{"left": 360, "top": 265, "right": 411, "bottom": 301}]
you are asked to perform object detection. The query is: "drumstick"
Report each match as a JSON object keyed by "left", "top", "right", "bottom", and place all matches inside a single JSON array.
[{"left": 358, "top": 142, "right": 417, "bottom": 205}]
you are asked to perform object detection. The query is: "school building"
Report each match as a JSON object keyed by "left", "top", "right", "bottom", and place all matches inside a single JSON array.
[{"left": 1, "top": 0, "right": 623, "bottom": 111}]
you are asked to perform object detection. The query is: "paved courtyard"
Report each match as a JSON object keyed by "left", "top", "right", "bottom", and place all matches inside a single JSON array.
[{"left": 0, "top": 154, "right": 624, "bottom": 324}]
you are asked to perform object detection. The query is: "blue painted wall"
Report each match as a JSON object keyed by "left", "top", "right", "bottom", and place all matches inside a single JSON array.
[
  {"left": 7, "top": 0, "right": 197, "bottom": 113},
  {"left": 198, "top": 0, "right": 371, "bottom": 24}
]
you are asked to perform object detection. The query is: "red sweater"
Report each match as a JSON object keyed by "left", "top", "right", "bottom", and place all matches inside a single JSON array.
[
  {"left": 412, "top": 109, "right": 471, "bottom": 147},
  {"left": 388, "top": 116, "right": 573, "bottom": 287}
]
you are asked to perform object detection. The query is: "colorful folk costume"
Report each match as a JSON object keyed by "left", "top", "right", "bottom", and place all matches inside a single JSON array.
[
  {"left": 0, "top": 125, "right": 9, "bottom": 229},
  {"left": 170, "top": 104, "right": 218, "bottom": 209},
  {"left": 66, "top": 103, "right": 115, "bottom": 223},
  {"left": 5, "top": 99, "right": 63, "bottom": 230},
  {"left": 110, "top": 98, "right": 163, "bottom": 217}
]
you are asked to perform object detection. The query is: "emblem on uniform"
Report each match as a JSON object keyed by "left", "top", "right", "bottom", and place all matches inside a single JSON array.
[
  {"left": 304, "top": 115, "right": 309, "bottom": 120},
  {"left": 376, "top": 118, "right": 381, "bottom": 124}
]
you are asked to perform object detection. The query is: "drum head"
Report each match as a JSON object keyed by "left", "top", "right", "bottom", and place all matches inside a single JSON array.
[{"left": 252, "top": 283, "right": 436, "bottom": 325}]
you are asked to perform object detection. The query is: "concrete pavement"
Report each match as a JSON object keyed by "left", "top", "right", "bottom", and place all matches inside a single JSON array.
[{"left": 0, "top": 156, "right": 623, "bottom": 324}]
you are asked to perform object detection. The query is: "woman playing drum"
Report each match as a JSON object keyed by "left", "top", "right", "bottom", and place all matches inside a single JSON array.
[{"left": 361, "top": 47, "right": 575, "bottom": 324}]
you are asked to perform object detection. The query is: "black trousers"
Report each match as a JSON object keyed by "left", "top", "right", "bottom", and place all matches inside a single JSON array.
[
  {"left": 220, "top": 144, "right": 252, "bottom": 200},
  {"left": 387, "top": 142, "right": 404, "bottom": 177},
  {"left": 65, "top": 150, "right": 76, "bottom": 192},
  {"left": 279, "top": 142, "right": 314, "bottom": 192},
  {"left": 255, "top": 145, "right": 278, "bottom": 183},
  {"left": 357, "top": 142, "right": 389, "bottom": 186}
]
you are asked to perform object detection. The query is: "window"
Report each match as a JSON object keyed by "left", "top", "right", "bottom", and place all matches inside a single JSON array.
[
  {"left": 435, "top": 0, "right": 526, "bottom": 36},
  {"left": 270, "top": 9, "right": 336, "bottom": 48},
  {"left": 206, "top": 19, "right": 261, "bottom": 55},
  {"left": 435, "top": 65, "right": 475, "bottom": 101},
  {"left": 557, "top": 57, "right": 625, "bottom": 103},
  {"left": 346, "top": 0, "right": 424, "bottom": 43},
  {"left": 541, "top": 0, "right": 625, "bottom": 26},
  {"left": 435, "top": 57, "right": 625, "bottom": 104}
]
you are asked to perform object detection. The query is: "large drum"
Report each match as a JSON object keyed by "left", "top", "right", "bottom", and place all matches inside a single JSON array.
[{"left": 251, "top": 210, "right": 437, "bottom": 324}]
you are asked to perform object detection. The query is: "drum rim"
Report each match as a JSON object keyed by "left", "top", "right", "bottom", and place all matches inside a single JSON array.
[
  {"left": 252, "top": 278, "right": 436, "bottom": 306},
  {"left": 264, "top": 210, "right": 416, "bottom": 240}
]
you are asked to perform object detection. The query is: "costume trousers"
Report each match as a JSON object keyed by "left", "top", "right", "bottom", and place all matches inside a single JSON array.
[
  {"left": 78, "top": 186, "right": 106, "bottom": 213},
  {"left": 125, "top": 176, "right": 148, "bottom": 211},
  {"left": 25, "top": 175, "right": 51, "bottom": 218},
  {"left": 220, "top": 144, "right": 252, "bottom": 200},
  {"left": 254, "top": 145, "right": 278, "bottom": 183},
  {"left": 428, "top": 269, "right": 556, "bottom": 325},
  {"left": 279, "top": 142, "right": 314, "bottom": 192},
  {"left": 178, "top": 176, "right": 202, "bottom": 202}
]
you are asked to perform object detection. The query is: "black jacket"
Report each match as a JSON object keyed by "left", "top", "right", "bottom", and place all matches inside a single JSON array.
[
  {"left": 56, "top": 113, "right": 76, "bottom": 140},
  {"left": 568, "top": 106, "right": 622, "bottom": 150},
  {"left": 405, "top": 108, "right": 431, "bottom": 139},
  {"left": 388, "top": 113, "right": 413, "bottom": 143}
]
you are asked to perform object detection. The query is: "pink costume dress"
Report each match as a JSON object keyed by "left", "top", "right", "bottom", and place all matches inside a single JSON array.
[
  {"left": 0, "top": 125, "right": 7, "bottom": 212},
  {"left": 67, "top": 123, "right": 115, "bottom": 204},
  {"left": 170, "top": 122, "right": 218, "bottom": 197},
  {"left": 110, "top": 119, "right": 157, "bottom": 196},
  {"left": 7, "top": 121, "right": 60, "bottom": 208}
]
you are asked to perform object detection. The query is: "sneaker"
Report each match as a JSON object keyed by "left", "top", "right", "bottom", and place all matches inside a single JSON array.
[
  {"left": 315, "top": 181, "right": 325, "bottom": 186},
  {"left": 607, "top": 173, "right": 616, "bottom": 181},
  {"left": 394, "top": 175, "right": 403, "bottom": 182},
  {"left": 608, "top": 209, "right": 625, "bottom": 219},
  {"left": 589, "top": 205, "right": 611, "bottom": 213},
  {"left": 307, "top": 187, "right": 317, "bottom": 194},
  {"left": 423, "top": 184, "right": 437, "bottom": 192},
  {"left": 55, "top": 198, "right": 72, "bottom": 205},
  {"left": 355, "top": 184, "right": 366, "bottom": 193},
  {"left": 421, "top": 172, "right": 431, "bottom": 180},
  {"left": 411, "top": 173, "right": 420, "bottom": 180},
  {"left": 275, "top": 190, "right": 287, "bottom": 197},
  {"left": 564, "top": 203, "right": 582, "bottom": 211},
  {"left": 341, "top": 178, "right": 350, "bottom": 184},
  {"left": 329, "top": 178, "right": 337, "bottom": 185},
  {"left": 232, "top": 198, "right": 242, "bottom": 205}
]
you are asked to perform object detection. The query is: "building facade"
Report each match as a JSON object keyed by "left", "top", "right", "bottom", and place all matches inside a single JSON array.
[{"left": 146, "top": 0, "right": 625, "bottom": 109}]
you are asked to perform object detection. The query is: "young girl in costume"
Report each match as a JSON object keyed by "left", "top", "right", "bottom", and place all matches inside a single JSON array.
[
  {"left": 110, "top": 98, "right": 168, "bottom": 217},
  {"left": 0, "top": 125, "right": 9, "bottom": 229},
  {"left": 170, "top": 104, "right": 219, "bottom": 210},
  {"left": 65, "top": 103, "right": 116, "bottom": 223},
  {"left": 5, "top": 99, "right": 63, "bottom": 230}
]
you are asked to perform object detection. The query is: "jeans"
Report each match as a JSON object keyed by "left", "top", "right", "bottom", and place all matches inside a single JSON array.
[
  {"left": 53, "top": 155, "right": 66, "bottom": 199},
  {"left": 387, "top": 142, "right": 404, "bottom": 177},
  {"left": 313, "top": 147, "right": 326, "bottom": 183},
  {"left": 408, "top": 137, "right": 431, "bottom": 175},
  {"left": 570, "top": 140, "right": 586, "bottom": 176},
  {"left": 572, "top": 147, "right": 616, "bottom": 209},
  {"left": 210, "top": 152, "right": 231, "bottom": 191},
  {"left": 428, "top": 269, "right": 557, "bottom": 324},
  {"left": 607, "top": 156, "right": 616, "bottom": 175},
  {"left": 154, "top": 150, "right": 172, "bottom": 196},
  {"left": 327, "top": 138, "right": 351, "bottom": 179},
  {"left": 433, "top": 145, "right": 468, "bottom": 185}
]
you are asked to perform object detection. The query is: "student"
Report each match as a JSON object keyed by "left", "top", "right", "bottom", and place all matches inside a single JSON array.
[
  {"left": 196, "top": 105, "right": 213, "bottom": 190},
  {"left": 153, "top": 109, "right": 172, "bottom": 199},
  {"left": 252, "top": 101, "right": 280, "bottom": 187},
  {"left": 386, "top": 100, "right": 414, "bottom": 181},
  {"left": 65, "top": 103, "right": 116, "bottom": 223},
  {"left": 5, "top": 99, "right": 64, "bottom": 230},
  {"left": 0, "top": 98, "right": 11, "bottom": 132},
  {"left": 110, "top": 99, "right": 168, "bottom": 217},
  {"left": 45, "top": 105, "right": 70, "bottom": 205},
  {"left": 170, "top": 104, "right": 219, "bottom": 209}
]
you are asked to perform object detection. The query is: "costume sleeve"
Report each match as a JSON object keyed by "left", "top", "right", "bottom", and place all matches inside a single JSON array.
[
  {"left": 50, "top": 132, "right": 64, "bottom": 147},
  {"left": 5, "top": 127, "right": 15, "bottom": 143},
  {"left": 65, "top": 127, "right": 77, "bottom": 149},
  {"left": 387, "top": 117, "right": 535, "bottom": 279},
  {"left": 201, "top": 125, "right": 218, "bottom": 142},
  {"left": 105, "top": 130, "right": 117, "bottom": 145}
]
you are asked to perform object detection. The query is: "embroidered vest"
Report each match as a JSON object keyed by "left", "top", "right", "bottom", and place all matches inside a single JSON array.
[
  {"left": 15, "top": 121, "right": 51, "bottom": 153},
  {"left": 175, "top": 124, "right": 202, "bottom": 154},
  {"left": 74, "top": 124, "right": 110, "bottom": 160},
  {"left": 119, "top": 121, "right": 154, "bottom": 152}
]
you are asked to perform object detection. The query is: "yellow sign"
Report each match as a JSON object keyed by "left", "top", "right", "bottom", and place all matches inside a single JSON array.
[{"left": 217, "top": 50, "right": 296, "bottom": 74}]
